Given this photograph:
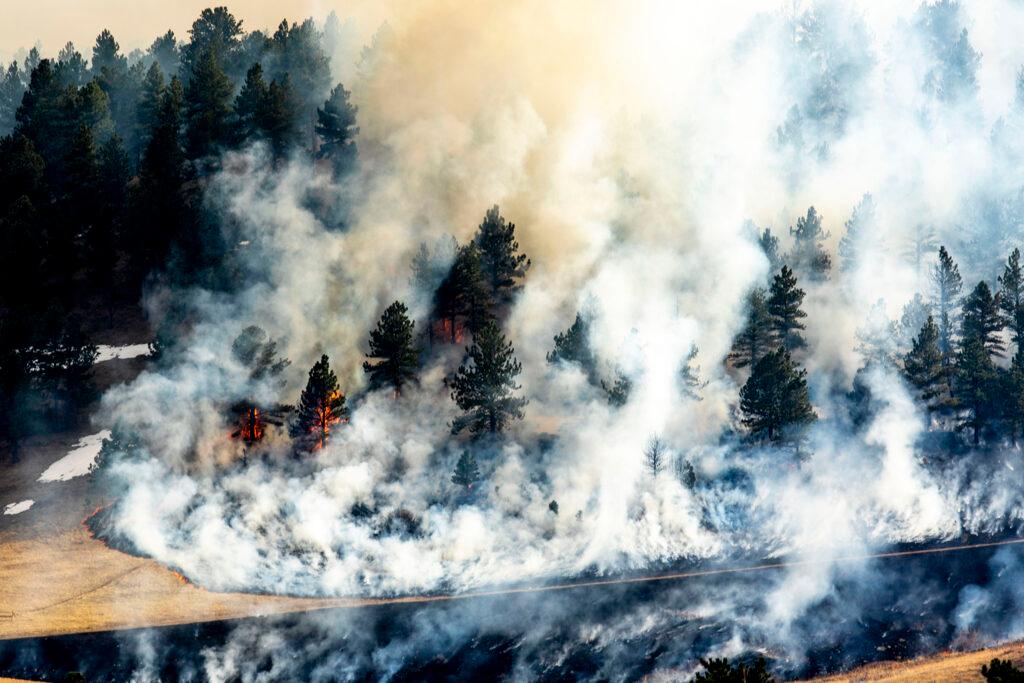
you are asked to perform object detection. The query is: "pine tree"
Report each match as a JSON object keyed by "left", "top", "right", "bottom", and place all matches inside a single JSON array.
[
  {"left": 91, "top": 30, "right": 128, "bottom": 78},
  {"left": 729, "top": 287, "right": 773, "bottom": 368},
  {"left": 1006, "top": 347, "right": 1024, "bottom": 444},
  {"left": 788, "top": 206, "right": 831, "bottom": 280},
  {"left": 234, "top": 62, "right": 268, "bottom": 144},
  {"left": 451, "top": 451, "right": 480, "bottom": 490},
  {"left": 315, "top": 83, "right": 358, "bottom": 174},
  {"left": 758, "top": 227, "right": 782, "bottom": 274},
  {"left": 694, "top": 657, "right": 774, "bottom": 683},
  {"left": 450, "top": 321, "right": 527, "bottom": 435},
  {"left": 181, "top": 7, "right": 243, "bottom": 77},
  {"left": 546, "top": 312, "right": 596, "bottom": 378},
  {"left": 679, "top": 345, "right": 706, "bottom": 399},
  {"left": 260, "top": 75, "right": 300, "bottom": 157},
  {"left": 290, "top": 354, "right": 348, "bottom": 451},
  {"left": 953, "top": 336, "right": 997, "bottom": 446},
  {"left": 898, "top": 293, "right": 931, "bottom": 350},
  {"left": 0, "top": 61, "right": 24, "bottom": 134},
  {"left": 135, "top": 62, "right": 165, "bottom": 159},
  {"left": 999, "top": 248, "right": 1024, "bottom": 347},
  {"left": 838, "top": 193, "right": 875, "bottom": 273},
  {"left": 133, "top": 76, "right": 184, "bottom": 282},
  {"left": 55, "top": 43, "right": 87, "bottom": 88},
  {"left": 363, "top": 301, "right": 420, "bottom": 394},
  {"left": 932, "top": 245, "right": 963, "bottom": 364},
  {"left": 474, "top": 205, "right": 530, "bottom": 304},
  {"left": 768, "top": 266, "right": 807, "bottom": 351},
  {"left": 903, "top": 315, "right": 946, "bottom": 409},
  {"left": 961, "top": 281, "right": 1005, "bottom": 359},
  {"left": 433, "top": 243, "right": 493, "bottom": 343},
  {"left": 231, "top": 325, "right": 290, "bottom": 380},
  {"left": 739, "top": 347, "right": 815, "bottom": 441},
  {"left": 184, "top": 48, "right": 233, "bottom": 159},
  {"left": 148, "top": 30, "right": 180, "bottom": 77}
]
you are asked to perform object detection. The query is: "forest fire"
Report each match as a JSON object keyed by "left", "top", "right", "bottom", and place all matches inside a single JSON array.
[
  {"left": 238, "top": 406, "right": 264, "bottom": 443},
  {"left": 433, "top": 319, "right": 465, "bottom": 344}
]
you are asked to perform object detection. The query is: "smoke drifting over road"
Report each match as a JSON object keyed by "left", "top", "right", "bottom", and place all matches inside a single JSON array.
[{"left": 88, "top": 0, "right": 1024, "bottom": 677}]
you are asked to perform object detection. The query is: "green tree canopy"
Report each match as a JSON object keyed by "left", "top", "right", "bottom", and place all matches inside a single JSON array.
[
  {"left": 290, "top": 354, "right": 347, "bottom": 451},
  {"left": 450, "top": 321, "right": 527, "bottom": 435},
  {"left": 363, "top": 301, "right": 420, "bottom": 394},
  {"left": 739, "top": 347, "right": 815, "bottom": 441}
]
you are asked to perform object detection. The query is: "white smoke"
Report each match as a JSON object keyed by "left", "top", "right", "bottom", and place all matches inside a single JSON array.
[{"left": 91, "top": 0, "right": 1024, "bottom": 676}]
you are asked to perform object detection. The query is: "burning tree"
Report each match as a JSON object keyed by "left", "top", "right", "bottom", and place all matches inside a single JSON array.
[
  {"left": 363, "top": 301, "right": 419, "bottom": 395},
  {"left": 290, "top": 354, "right": 348, "bottom": 451},
  {"left": 450, "top": 321, "right": 527, "bottom": 435},
  {"left": 433, "top": 243, "right": 493, "bottom": 344}
]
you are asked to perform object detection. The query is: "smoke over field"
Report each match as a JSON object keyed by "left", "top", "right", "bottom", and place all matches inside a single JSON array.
[{"left": 13, "top": 0, "right": 1024, "bottom": 679}]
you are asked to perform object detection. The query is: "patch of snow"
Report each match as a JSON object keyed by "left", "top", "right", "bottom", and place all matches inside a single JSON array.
[
  {"left": 3, "top": 500, "right": 34, "bottom": 515},
  {"left": 95, "top": 344, "right": 150, "bottom": 363},
  {"left": 38, "top": 430, "right": 111, "bottom": 482}
]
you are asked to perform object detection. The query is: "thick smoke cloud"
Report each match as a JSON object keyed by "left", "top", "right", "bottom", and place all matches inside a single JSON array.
[{"left": 91, "top": 0, "right": 1024, "bottom": 677}]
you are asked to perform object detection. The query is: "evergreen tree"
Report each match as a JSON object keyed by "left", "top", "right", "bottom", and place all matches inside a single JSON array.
[
  {"left": 363, "top": 301, "right": 420, "bottom": 394},
  {"left": 961, "top": 280, "right": 1005, "bottom": 359},
  {"left": 148, "top": 30, "right": 180, "bottom": 77},
  {"left": 450, "top": 321, "right": 527, "bottom": 435},
  {"left": 999, "top": 247, "right": 1024, "bottom": 347},
  {"left": 788, "top": 206, "right": 831, "bottom": 280},
  {"left": 838, "top": 193, "right": 874, "bottom": 273},
  {"left": 758, "top": 227, "right": 782, "bottom": 274},
  {"left": 739, "top": 347, "right": 815, "bottom": 441},
  {"left": 93, "top": 133, "right": 131, "bottom": 308},
  {"left": 980, "top": 658, "right": 1024, "bottom": 683},
  {"left": 767, "top": 266, "right": 808, "bottom": 351},
  {"left": 546, "top": 312, "right": 596, "bottom": 378},
  {"left": 903, "top": 315, "right": 946, "bottom": 410},
  {"left": 234, "top": 62, "right": 267, "bottom": 144},
  {"left": 231, "top": 325, "right": 290, "bottom": 381},
  {"left": 290, "top": 354, "right": 348, "bottom": 451},
  {"left": 260, "top": 75, "right": 300, "bottom": 157},
  {"left": 182, "top": 7, "right": 243, "bottom": 77},
  {"left": 133, "top": 76, "right": 185, "bottom": 282},
  {"left": 953, "top": 336, "right": 997, "bottom": 446},
  {"left": 1005, "top": 347, "right": 1024, "bottom": 445},
  {"left": 56, "top": 43, "right": 87, "bottom": 88},
  {"left": 898, "top": 293, "right": 931, "bottom": 350},
  {"left": 315, "top": 83, "right": 358, "bottom": 174},
  {"left": 0, "top": 61, "right": 24, "bottom": 135},
  {"left": 601, "top": 372, "right": 632, "bottom": 407},
  {"left": 729, "top": 287, "right": 773, "bottom": 368},
  {"left": 679, "top": 344, "right": 706, "bottom": 399},
  {"left": 433, "top": 243, "right": 493, "bottom": 343},
  {"left": 134, "top": 62, "right": 165, "bottom": 159},
  {"left": 474, "top": 205, "right": 530, "bottom": 304},
  {"left": 184, "top": 48, "right": 233, "bottom": 159},
  {"left": 91, "top": 30, "right": 127, "bottom": 77},
  {"left": 451, "top": 451, "right": 480, "bottom": 490},
  {"left": 932, "top": 245, "right": 963, "bottom": 364}
]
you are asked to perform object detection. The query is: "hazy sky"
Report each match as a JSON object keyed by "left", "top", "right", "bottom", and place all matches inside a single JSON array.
[{"left": 1, "top": 0, "right": 342, "bottom": 62}]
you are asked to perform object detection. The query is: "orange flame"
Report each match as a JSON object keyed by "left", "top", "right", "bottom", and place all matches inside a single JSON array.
[
  {"left": 310, "top": 390, "right": 346, "bottom": 451},
  {"left": 239, "top": 406, "right": 264, "bottom": 443}
]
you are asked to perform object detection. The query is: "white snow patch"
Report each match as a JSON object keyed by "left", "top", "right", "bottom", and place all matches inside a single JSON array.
[
  {"left": 3, "top": 500, "right": 34, "bottom": 515},
  {"left": 95, "top": 344, "right": 150, "bottom": 363},
  {"left": 38, "top": 430, "right": 111, "bottom": 482}
]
